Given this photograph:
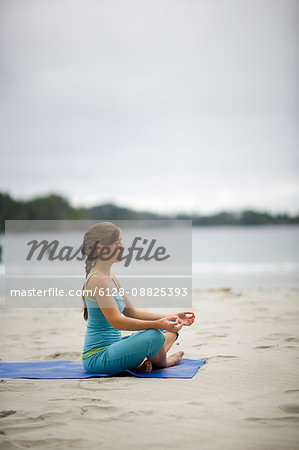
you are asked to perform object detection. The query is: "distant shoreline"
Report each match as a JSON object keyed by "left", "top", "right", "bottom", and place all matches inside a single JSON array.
[{"left": 1, "top": 192, "right": 299, "bottom": 232}]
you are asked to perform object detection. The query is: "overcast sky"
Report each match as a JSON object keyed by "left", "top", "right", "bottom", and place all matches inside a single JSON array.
[{"left": 0, "top": 0, "right": 298, "bottom": 215}]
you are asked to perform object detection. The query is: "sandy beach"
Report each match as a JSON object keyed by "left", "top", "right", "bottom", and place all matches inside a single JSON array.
[{"left": 0, "top": 288, "right": 299, "bottom": 450}]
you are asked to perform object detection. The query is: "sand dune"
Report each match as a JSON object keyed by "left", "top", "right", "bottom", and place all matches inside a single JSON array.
[{"left": 0, "top": 288, "right": 299, "bottom": 449}]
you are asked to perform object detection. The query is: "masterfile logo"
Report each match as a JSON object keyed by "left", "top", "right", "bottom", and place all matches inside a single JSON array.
[{"left": 4, "top": 219, "right": 192, "bottom": 308}]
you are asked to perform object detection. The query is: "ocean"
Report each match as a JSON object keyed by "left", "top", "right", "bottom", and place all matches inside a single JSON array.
[
  {"left": 0, "top": 225, "right": 298, "bottom": 292},
  {"left": 192, "top": 225, "right": 299, "bottom": 289}
]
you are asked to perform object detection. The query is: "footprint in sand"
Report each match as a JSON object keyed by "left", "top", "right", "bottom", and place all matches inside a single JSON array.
[
  {"left": 48, "top": 396, "right": 110, "bottom": 404},
  {"left": 0, "top": 410, "right": 16, "bottom": 418},
  {"left": 206, "top": 335, "right": 228, "bottom": 339},
  {"left": 245, "top": 416, "right": 299, "bottom": 424},
  {"left": 279, "top": 404, "right": 299, "bottom": 414},
  {"left": 187, "top": 401, "right": 204, "bottom": 406},
  {"left": 205, "top": 355, "right": 238, "bottom": 360},
  {"left": 44, "top": 352, "right": 81, "bottom": 360},
  {"left": 255, "top": 345, "right": 274, "bottom": 350},
  {"left": 77, "top": 381, "right": 127, "bottom": 392},
  {"left": 284, "top": 337, "right": 299, "bottom": 343},
  {"left": 284, "top": 389, "right": 299, "bottom": 395},
  {"left": 2, "top": 438, "right": 92, "bottom": 448},
  {"left": 77, "top": 404, "right": 119, "bottom": 418}
]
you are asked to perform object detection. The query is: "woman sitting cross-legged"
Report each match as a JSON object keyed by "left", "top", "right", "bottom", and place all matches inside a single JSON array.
[{"left": 81, "top": 222, "right": 196, "bottom": 374}]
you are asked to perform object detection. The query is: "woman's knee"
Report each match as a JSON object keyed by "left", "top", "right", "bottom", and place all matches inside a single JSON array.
[
  {"left": 145, "top": 328, "right": 166, "bottom": 342},
  {"left": 144, "top": 329, "right": 166, "bottom": 356}
]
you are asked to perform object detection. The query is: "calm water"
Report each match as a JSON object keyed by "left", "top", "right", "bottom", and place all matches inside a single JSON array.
[
  {"left": 192, "top": 225, "right": 299, "bottom": 289},
  {"left": 1, "top": 225, "right": 299, "bottom": 291}
]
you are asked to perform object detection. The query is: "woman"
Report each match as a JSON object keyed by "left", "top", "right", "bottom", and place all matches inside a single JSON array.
[{"left": 81, "top": 221, "right": 195, "bottom": 374}]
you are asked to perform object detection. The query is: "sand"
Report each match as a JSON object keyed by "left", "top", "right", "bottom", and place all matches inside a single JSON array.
[{"left": 0, "top": 288, "right": 299, "bottom": 450}]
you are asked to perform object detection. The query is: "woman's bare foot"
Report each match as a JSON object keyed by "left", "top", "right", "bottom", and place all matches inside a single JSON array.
[
  {"left": 135, "top": 358, "right": 153, "bottom": 373},
  {"left": 166, "top": 351, "right": 184, "bottom": 368}
]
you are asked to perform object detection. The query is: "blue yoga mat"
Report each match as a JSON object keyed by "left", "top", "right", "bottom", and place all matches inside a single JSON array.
[{"left": 0, "top": 358, "right": 206, "bottom": 379}]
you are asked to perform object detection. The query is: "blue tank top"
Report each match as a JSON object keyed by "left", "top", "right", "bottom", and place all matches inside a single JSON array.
[{"left": 81, "top": 271, "right": 126, "bottom": 359}]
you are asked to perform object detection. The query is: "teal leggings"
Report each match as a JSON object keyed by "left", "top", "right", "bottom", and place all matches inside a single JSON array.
[{"left": 82, "top": 329, "right": 178, "bottom": 374}]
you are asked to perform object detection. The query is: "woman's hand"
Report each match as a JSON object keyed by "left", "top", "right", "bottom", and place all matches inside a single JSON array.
[
  {"left": 176, "top": 311, "right": 195, "bottom": 326},
  {"left": 156, "top": 316, "right": 183, "bottom": 333}
]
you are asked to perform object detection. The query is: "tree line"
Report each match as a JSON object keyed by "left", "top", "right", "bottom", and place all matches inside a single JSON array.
[{"left": 0, "top": 191, "right": 298, "bottom": 232}]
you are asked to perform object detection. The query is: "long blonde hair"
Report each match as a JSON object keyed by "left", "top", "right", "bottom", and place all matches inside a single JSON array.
[{"left": 81, "top": 221, "right": 121, "bottom": 321}]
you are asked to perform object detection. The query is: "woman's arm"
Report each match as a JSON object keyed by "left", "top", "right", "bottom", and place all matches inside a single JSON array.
[
  {"left": 112, "top": 274, "right": 173, "bottom": 320},
  {"left": 124, "top": 308, "right": 173, "bottom": 321},
  {"left": 92, "top": 275, "right": 181, "bottom": 332},
  {"left": 112, "top": 274, "right": 196, "bottom": 324},
  {"left": 115, "top": 315, "right": 183, "bottom": 332}
]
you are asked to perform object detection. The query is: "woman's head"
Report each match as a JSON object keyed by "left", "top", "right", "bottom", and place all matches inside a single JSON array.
[
  {"left": 81, "top": 221, "right": 122, "bottom": 321},
  {"left": 82, "top": 222, "right": 122, "bottom": 275}
]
